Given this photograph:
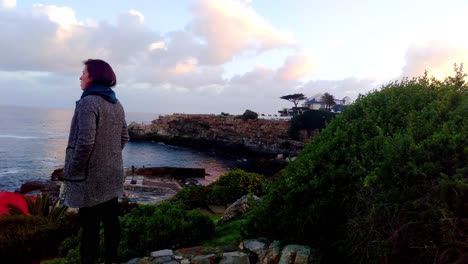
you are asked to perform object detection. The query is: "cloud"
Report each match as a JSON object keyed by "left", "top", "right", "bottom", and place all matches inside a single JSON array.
[
  {"left": 0, "top": 1, "right": 370, "bottom": 115},
  {"left": 401, "top": 41, "right": 468, "bottom": 79},
  {"left": 0, "top": 6, "right": 162, "bottom": 72},
  {"left": 300, "top": 78, "right": 379, "bottom": 100},
  {"left": 32, "top": 4, "right": 79, "bottom": 29},
  {"left": 190, "top": 0, "right": 295, "bottom": 64},
  {"left": 1, "top": 0, "right": 15, "bottom": 8},
  {"left": 277, "top": 52, "right": 317, "bottom": 81}
]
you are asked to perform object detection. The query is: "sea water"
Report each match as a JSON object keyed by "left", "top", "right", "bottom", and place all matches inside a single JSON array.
[{"left": 0, "top": 105, "right": 236, "bottom": 191}]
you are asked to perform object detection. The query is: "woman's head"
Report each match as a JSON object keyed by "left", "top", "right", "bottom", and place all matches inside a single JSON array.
[{"left": 80, "top": 59, "right": 117, "bottom": 90}]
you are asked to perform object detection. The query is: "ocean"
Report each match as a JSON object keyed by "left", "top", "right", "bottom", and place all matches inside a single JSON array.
[{"left": 0, "top": 105, "right": 237, "bottom": 192}]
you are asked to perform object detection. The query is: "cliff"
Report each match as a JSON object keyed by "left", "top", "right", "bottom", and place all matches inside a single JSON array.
[{"left": 128, "top": 114, "right": 304, "bottom": 157}]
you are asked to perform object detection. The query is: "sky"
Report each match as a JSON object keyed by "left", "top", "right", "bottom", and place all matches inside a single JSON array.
[{"left": 1, "top": 0, "right": 467, "bottom": 114}]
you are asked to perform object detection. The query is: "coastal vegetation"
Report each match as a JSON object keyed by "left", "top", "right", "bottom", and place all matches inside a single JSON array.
[
  {"left": 0, "top": 193, "right": 80, "bottom": 262},
  {"left": 1, "top": 68, "right": 466, "bottom": 263},
  {"left": 245, "top": 66, "right": 468, "bottom": 263},
  {"left": 280, "top": 93, "right": 307, "bottom": 109},
  {"left": 288, "top": 109, "right": 336, "bottom": 140},
  {"left": 32, "top": 169, "right": 265, "bottom": 263},
  {"left": 320, "top": 92, "right": 336, "bottom": 112}
]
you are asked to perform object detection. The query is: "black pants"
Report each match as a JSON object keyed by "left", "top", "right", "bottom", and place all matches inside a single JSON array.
[{"left": 79, "top": 197, "right": 120, "bottom": 264}]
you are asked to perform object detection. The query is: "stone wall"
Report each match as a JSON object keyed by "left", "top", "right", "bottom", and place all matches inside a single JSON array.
[{"left": 128, "top": 114, "right": 304, "bottom": 157}]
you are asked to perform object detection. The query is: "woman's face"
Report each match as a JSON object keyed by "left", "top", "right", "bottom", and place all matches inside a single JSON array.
[{"left": 80, "top": 66, "right": 92, "bottom": 90}]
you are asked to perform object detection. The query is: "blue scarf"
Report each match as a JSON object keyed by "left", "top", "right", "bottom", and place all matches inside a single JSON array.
[{"left": 80, "top": 84, "right": 117, "bottom": 104}]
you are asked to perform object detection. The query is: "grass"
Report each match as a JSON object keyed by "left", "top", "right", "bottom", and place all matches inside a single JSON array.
[{"left": 202, "top": 217, "right": 248, "bottom": 247}]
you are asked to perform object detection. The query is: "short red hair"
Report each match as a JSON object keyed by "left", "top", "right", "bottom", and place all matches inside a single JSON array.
[{"left": 83, "top": 59, "right": 117, "bottom": 87}]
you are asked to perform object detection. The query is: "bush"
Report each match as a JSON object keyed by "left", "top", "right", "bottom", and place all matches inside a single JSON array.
[
  {"left": 246, "top": 68, "right": 468, "bottom": 263},
  {"left": 241, "top": 109, "right": 258, "bottom": 120},
  {"left": 119, "top": 202, "right": 215, "bottom": 260},
  {"left": 0, "top": 193, "right": 79, "bottom": 262},
  {"left": 0, "top": 212, "right": 80, "bottom": 262},
  {"left": 206, "top": 169, "right": 267, "bottom": 205},
  {"left": 288, "top": 109, "right": 335, "bottom": 140},
  {"left": 171, "top": 185, "right": 208, "bottom": 210}
]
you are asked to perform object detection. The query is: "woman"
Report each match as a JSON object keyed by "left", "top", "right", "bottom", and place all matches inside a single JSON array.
[{"left": 63, "top": 59, "right": 129, "bottom": 264}]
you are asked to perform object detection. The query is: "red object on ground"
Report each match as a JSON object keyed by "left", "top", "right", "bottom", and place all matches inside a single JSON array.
[{"left": 0, "top": 191, "right": 36, "bottom": 215}]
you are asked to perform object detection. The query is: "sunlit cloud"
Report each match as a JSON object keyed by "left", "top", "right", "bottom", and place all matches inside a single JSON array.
[
  {"left": 128, "top": 9, "right": 144, "bottom": 24},
  {"left": 32, "top": 4, "right": 80, "bottom": 29},
  {"left": 1, "top": 0, "right": 15, "bottom": 8},
  {"left": 191, "top": 0, "right": 295, "bottom": 64},
  {"left": 402, "top": 41, "right": 468, "bottom": 79},
  {"left": 169, "top": 57, "right": 198, "bottom": 75},
  {"left": 277, "top": 52, "right": 317, "bottom": 81},
  {"left": 148, "top": 41, "right": 166, "bottom": 51}
]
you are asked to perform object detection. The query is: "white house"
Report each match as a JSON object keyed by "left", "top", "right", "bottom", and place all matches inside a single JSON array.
[{"left": 302, "top": 93, "right": 351, "bottom": 112}]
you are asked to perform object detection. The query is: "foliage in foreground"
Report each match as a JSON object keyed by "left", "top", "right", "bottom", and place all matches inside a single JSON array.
[
  {"left": 247, "top": 67, "right": 468, "bottom": 263},
  {"left": 172, "top": 169, "right": 267, "bottom": 208},
  {"left": 288, "top": 109, "right": 336, "bottom": 140},
  {"left": 118, "top": 202, "right": 215, "bottom": 260},
  {"left": 0, "top": 193, "right": 79, "bottom": 263}
]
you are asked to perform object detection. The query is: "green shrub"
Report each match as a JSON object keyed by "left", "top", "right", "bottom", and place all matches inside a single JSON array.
[
  {"left": 288, "top": 109, "right": 335, "bottom": 140},
  {"left": 119, "top": 202, "right": 215, "bottom": 260},
  {"left": 246, "top": 68, "right": 468, "bottom": 263},
  {"left": 206, "top": 169, "right": 267, "bottom": 205},
  {"left": 171, "top": 185, "right": 208, "bottom": 210},
  {"left": 241, "top": 109, "right": 258, "bottom": 120},
  {"left": 0, "top": 212, "right": 80, "bottom": 262}
]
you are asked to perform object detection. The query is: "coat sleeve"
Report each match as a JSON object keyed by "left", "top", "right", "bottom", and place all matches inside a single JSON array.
[
  {"left": 121, "top": 121, "right": 129, "bottom": 150},
  {"left": 67, "top": 98, "right": 97, "bottom": 178}
]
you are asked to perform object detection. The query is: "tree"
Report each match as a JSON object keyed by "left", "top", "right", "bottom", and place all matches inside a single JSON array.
[
  {"left": 280, "top": 93, "right": 307, "bottom": 108},
  {"left": 321, "top": 92, "right": 336, "bottom": 112}
]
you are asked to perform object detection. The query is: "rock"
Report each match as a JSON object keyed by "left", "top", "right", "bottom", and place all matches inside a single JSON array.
[
  {"left": 260, "top": 240, "right": 281, "bottom": 264},
  {"left": 16, "top": 181, "right": 61, "bottom": 197},
  {"left": 220, "top": 195, "right": 261, "bottom": 223},
  {"left": 151, "top": 249, "right": 174, "bottom": 258},
  {"left": 191, "top": 254, "right": 217, "bottom": 264},
  {"left": 240, "top": 238, "right": 269, "bottom": 257},
  {"left": 123, "top": 258, "right": 152, "bottom": 264},
  {"left": 123, "top": 258, "right": 142, "bottom": 264},
  {"left": 219, "top": 252, "right": 250, "bottom": 264},
  {"left": 278, "top": 245, "right": 311, "bottom": 264},
  {"left": 51, "top": 168, "right": 63, "bottom": 181},
  {"left": 127, "top": 114, "right": 305, "bottom": 158}
]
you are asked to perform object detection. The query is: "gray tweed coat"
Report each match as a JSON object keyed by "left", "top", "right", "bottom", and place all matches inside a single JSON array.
[{"left": 63, "top": 95, "right": 129, "bottom": 208}]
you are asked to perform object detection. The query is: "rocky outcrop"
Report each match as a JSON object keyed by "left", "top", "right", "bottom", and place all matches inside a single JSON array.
[
  {"left": 128, "top": 114, "right": 304, "bottom": 157},
  {"left": 122, "top": 239, "right": 313, "bottom": 264},
  {"left": 220, "top": 195, "right": 261, "bottom": 223}
]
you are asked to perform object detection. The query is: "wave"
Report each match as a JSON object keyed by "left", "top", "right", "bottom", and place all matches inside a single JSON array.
[
  {"left": 0, "top": 168, "right": 20, "bottom": 176},
  {"left": 0, "top": 134, "right": 40, "bottom": 139}
]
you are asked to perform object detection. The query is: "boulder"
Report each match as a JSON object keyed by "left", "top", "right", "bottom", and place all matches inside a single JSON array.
[
  {"left": 260, "top": 240, "right": 281, "bottom": 264},
  {"left": 278, "top": 245, "right": 311, "bottom": 264},
  {"left": 220, "top": 195, "right": 261, "bottom": 223},
  {"left": 219, "top": 252, "right": 250, "bottom": 264}
]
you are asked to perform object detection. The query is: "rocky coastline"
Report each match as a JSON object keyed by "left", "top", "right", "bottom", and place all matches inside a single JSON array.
[{"left": 128, "top": 114, "right": 305, "bottom": 159}]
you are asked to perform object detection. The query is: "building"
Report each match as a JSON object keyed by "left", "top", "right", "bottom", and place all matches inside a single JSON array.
[{"left": 302, "top": 93, "right": 351, "bottom": 112}]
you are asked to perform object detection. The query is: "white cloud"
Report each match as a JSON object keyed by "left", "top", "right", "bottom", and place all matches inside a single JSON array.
[
  {"left": 277, "top": 52, "right": 317, "bottom": 81},
  {"left": 32, "top": 4, "right": 79, "bottom": 29},
  {"left": 402, "top": 41, "right": 468, "bottom": 79},
  {"left": 300, "top": 78, "right": 379, "bottom": 101},
  {"left": 190, "top": 0, "right": 295, "bottom": 64},
  {"left": 148, "top": 41, "right": 166, "bottom": 51},
  {"left": 1, "top": 0, "right": 15, "bottom": 8},
  {"left": 128, "top": 9, "right": 144, "bottom": 24},
  {"left": 0, "top": 1, "right": 382, "bottom": 114}
]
